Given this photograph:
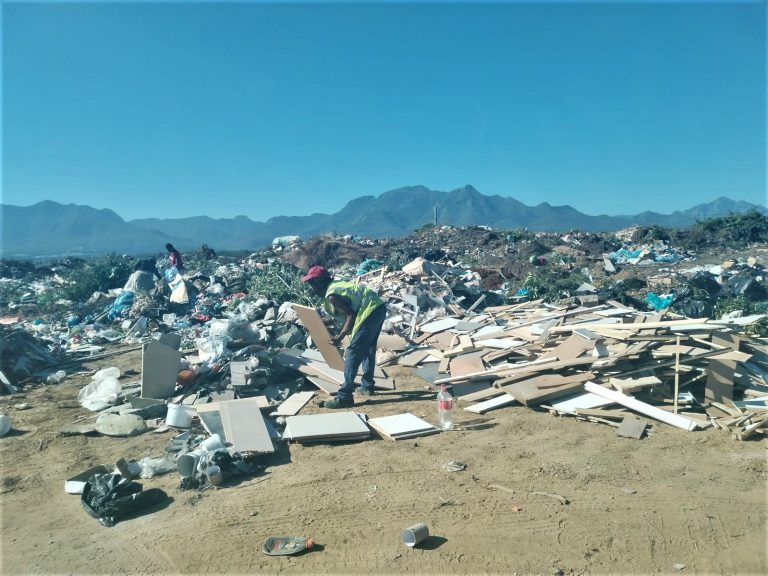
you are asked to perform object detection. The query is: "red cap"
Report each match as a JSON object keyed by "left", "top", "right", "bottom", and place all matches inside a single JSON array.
[{"left": 301, "top": 265, "right": 330, "bottom": 282}]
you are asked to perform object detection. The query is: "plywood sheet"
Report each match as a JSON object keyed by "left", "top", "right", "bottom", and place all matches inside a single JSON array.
[
  {"left": 540, "top": 334, "right": 596, "bottom": 361},
  {"left": 301, "top": 349, "right": 389, "bottom": 381},
  {"left": 283, "top": 412, "right": 370, "bottom": 442},
  {"left": 609, "top": 375, "right": 662, "bottom": 394},
  {"left": 503, "top": 377, "right": 586, "bottom": 406},
  {"left": 368, "top": 413, "right": 439, "bottom": 440},
  {"left": 292, "top": 304, "right": 345, "bottom": 371},
  {"left": 449, "top": 352, "right": 486, "bottom": 377},
  {"left": 305, "top": 375, "right": 340, "bottom": 396},
  {"left": 705, "top": 359, "right": 736, "bottom": 404},
  {"left": 219, "top": 398, "right": 275, "bottom": 453}
]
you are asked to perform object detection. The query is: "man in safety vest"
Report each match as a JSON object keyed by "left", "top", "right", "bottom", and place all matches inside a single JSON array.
[{"left": 301, "top": 265, "right": 387, "bottom": 408}]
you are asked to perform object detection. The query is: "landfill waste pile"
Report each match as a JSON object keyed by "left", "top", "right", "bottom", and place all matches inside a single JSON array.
[{"left": 1, "top": 214, "right": 767, "bottom": 574}]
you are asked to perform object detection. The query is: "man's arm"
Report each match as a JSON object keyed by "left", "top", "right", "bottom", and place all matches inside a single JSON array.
[{"left": 327, "top": 294, "right": 356, "bottom": 345}]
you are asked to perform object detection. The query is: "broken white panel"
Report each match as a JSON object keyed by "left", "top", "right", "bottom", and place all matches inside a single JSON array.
[
  {"left": 548, "top": 392, "right": 615, "bottom": 415},
  {"left": 584, "top": 382, "right": 698, "bottom": 431},
  {"left": 464, "top": 394, "right": 517, "bottom": 414},
  {"left": 477, "top": 338, "right": 526, "bottom": 350},
  {"left": 420, "top": 317, "right": 460, "bottom": 334}
]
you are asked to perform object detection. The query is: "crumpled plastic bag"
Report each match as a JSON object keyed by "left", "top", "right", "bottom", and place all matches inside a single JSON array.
[
  {"left": 78, "top": 367, "right": 122, "bottom": 411},
  {"left": 81, "top": 473, "right": 168, "bottom": 527},
  {"left": 195, "top": 336, "right": 229, "bottom": 363}
]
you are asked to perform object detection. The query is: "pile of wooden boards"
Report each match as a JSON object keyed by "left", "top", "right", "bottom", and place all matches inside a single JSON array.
[{"left": 387, "top": 298, "right": 768, "bottom": 439}]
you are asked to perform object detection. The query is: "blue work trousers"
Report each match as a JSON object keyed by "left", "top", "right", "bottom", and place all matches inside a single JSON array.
[{"left": 338, "top": 304, "right": 387, "bottom": 402}]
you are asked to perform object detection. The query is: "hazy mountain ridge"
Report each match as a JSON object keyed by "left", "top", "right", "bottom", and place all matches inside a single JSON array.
[{"left": 1, "top": 187, "right": 764, "bottom": 258}]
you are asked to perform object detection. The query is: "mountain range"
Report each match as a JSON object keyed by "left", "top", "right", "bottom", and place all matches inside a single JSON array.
[{"left": 1, "top": 185, "right": 764, "bottom": 259}]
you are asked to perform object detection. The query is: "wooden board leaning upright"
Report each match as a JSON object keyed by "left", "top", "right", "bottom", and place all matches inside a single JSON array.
[{"left": 292, "top": 304, "right": 346, "bottom": 371}]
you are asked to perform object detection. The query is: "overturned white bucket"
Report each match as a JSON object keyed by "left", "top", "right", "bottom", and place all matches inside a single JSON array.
[{"left": 166, "top": 403, "right": 195, "bottom": 428}]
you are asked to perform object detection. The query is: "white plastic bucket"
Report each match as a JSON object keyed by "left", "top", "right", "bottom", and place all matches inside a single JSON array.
[{"left": 166, "top": 403, "right": 195, "bottom": 428}]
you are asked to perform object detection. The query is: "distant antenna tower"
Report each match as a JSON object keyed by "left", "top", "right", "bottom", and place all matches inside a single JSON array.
[{"left": 433, "top": 205, "right": 438, "bottom": 226}]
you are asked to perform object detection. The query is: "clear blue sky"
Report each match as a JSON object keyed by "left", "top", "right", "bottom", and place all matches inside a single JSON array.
[{"left": 2, "top": 1, "right": 766, "bottom": 222}]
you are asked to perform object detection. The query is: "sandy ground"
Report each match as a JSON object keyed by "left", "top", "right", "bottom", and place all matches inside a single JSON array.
[{"left": 0, "top": 347, "right": 766, "bottom": 576}]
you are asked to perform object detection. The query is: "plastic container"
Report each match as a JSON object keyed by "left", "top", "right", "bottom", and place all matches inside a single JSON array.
[
  {"left": 437, "top": 384, "right": 454, "bottom": 431},
  {"left": 0, "top": 414, "right": 11, "bottom": 436},
  {"left": 166, "top": 404, "right": 195, "bottom": 428},
  {"left": 401, "top": 523, "right": 429, "bottom": 547},
  {"left": 261, "top": 536, "right": 314, "bottom": 556}
]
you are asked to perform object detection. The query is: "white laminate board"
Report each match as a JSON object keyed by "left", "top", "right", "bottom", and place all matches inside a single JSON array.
[
  {"left": 368, "top": 413, "right": 438, "bottom": 436},
  {"left": 464, "top": 394, "right": 517, "bottom": 414},
  {"left": 283, "top": 412, "right": 370, "bottom": 440}
]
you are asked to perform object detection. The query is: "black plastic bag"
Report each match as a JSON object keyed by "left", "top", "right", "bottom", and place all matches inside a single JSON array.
[{"left": 81, "top": 473, "right": 167, "bottom": 527}]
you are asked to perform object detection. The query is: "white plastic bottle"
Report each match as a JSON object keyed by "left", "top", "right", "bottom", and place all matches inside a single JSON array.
[{"left": 437, "top": 384, "right": 454, "bottom": 431}]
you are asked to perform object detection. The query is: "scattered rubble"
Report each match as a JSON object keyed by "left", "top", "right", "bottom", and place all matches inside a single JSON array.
[{"left": 0, "top": 219, "right": 766, "bottom": 534}]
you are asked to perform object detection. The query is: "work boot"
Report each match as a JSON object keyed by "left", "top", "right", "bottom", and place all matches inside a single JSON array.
[
  {"left": 321, "top": 397, "right": 354, "bottom": 409},
  {"left": 356, "top": 387, "right": 375, "bottom": 397}
]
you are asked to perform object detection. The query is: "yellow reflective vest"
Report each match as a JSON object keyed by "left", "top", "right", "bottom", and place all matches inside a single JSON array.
[{"left": 323, "top": 280, "right": 384, "bottom": 338}]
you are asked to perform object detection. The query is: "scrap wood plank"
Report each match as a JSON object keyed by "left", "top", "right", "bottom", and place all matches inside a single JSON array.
[
  {"left": 434, "top": 359, "right": 541, "bottom": 385},
  {"left": 574, "top": 408, "right": 627, "bottom": 420},
  {"left": 426, "top": 330, "right": 460, "bottom": 350},
  {"left": 304, "top": 375, "right": 340, "bottom": 396},
  {"left": 303, "top": 358, "right": 395, "bottom": 390},
  {"left": 705, "top": 359, "right": 736, "bottom": 404},
  {"left": 540, "top": 334, "right": 597, "bottom": 361},
  {"left": 609, "top": 375, "right": 662, "bottom": 394},
  {"left": 291, "top": 304, "right": 345, "bottom": 371},
  {"left": 444, "top": 334, "right": 477, "bottom": 358},
  {"left": 550, "top": 318, "right": 708, "bottom": 334},
  {"left": 302, "top": 348, "right": 387, "bottom": 378},
  {"left": 584, "top": 382, "right": 698, "bottom": 431},
  {"left": 270, "top": 391, "right": 314, "bottom": 417},
  {"left": 458, "top": 384, "right": 504, "bottom": 403},
  {"left": 399, "top": 348, "right": 433, "bottom": 367},
  {"left": 492, "top": 357, "right": 597, "bottom": 387},
  {"left": 733, "top": 419, "right": 768, "bottom": 441},
  {"left": 464, "top": 393, "right": 517, "bottom": 414},
  {"left": 532, "top": 371, "right": 595, "bottom": 389},
  {"left": 377, "top": 334, "right": 410, "bottom": 351},
  {"left": 504, "top": 377, "right": 588, "bottom": 406},
  {"left": 449, "top": 351, "right": 486, "bottom": 377},
  {"left": 616, "top": 416, "right": 648, "bottom": 439}
]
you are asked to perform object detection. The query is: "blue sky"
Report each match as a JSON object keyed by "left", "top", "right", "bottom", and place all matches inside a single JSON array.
[{"left": 2, "top": 1, "right": 766, "bottom": 222}]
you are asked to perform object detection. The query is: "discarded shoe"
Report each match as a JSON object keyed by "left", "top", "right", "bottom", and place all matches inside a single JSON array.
[{"left": 321, "top": 397, "right": 354, "bottom": 409}]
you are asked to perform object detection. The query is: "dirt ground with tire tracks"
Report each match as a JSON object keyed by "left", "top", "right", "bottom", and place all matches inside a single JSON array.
[{"left": 1, "top": 348, "right": 766, "bottom": 576}]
